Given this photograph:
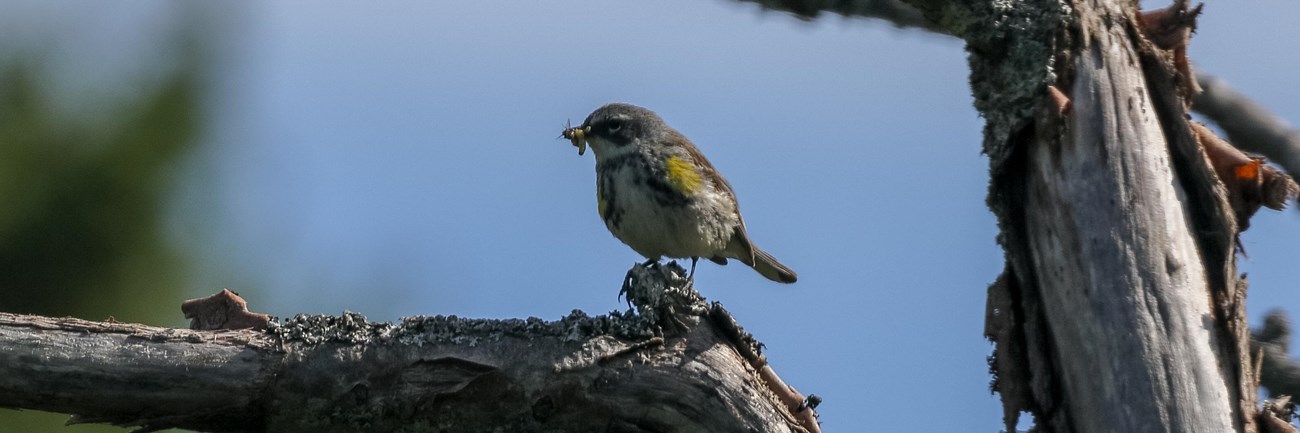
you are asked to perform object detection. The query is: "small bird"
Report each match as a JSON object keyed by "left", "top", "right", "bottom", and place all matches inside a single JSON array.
[{"left": 562, "top": 103, "right": 797, "bottom": 284}]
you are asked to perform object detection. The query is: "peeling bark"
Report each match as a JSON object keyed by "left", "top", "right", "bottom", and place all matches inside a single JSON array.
[
  {"left": 182, "top": 289, "right": 272, "bottom": 331},
  {"left": 1195, "top": 74, "right": 1300, "bottom": 192}
]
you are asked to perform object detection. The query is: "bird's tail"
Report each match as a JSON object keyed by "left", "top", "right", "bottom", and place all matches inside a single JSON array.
[{"left": 750, "top": 247, "right": 797, "bottom": 283}]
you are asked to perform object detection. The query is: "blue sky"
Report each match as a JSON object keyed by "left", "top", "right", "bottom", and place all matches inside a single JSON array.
[{"left": 7, "top": 1, "right": 1300, "bottom": 431}]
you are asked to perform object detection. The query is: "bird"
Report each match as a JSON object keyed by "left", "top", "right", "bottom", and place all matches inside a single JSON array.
[{"left": 561, "top": 102, "right": 797, "bottom": 284}]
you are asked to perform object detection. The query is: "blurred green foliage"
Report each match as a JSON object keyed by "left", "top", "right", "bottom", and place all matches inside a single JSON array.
[
  {"left": 0, "top": 27, "right": 203, "bottom": 433},
  {"left": 0, "top": 57, "right": 197, "bottom": 322}
]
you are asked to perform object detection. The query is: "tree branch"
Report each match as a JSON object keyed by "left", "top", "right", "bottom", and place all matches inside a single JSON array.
[
  {"left": 0, "top": 264, "right": 819, "bottom": 433},
  {"left": 735, "top": 0, "right": 1300, "bottom": 197},
  {"left": 0, "top": 313, "right": 275, "bottom": 432},
  {"left": 739, "top": 0, "right": 942, "bottom": 31},
  {"left": 1194, "top": 73, "right": 1300, "bottom": 188},
  {"left": 1255, "top": 309, "right": 1300, "bottom": 398}
]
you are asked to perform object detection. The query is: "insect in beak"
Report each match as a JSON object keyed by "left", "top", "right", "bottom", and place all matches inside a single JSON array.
[{"left": 561, "top": 120, "right": 590, "bottom": 156}]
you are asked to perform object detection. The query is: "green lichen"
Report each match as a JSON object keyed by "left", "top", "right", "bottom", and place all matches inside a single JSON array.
[
  {"left": 961, "top": 0, "right": 1073, "bottom": 167},
  {"left": 272, "top": 308, "right": 663, "bottom": 348},
  {"left": 269, "top": 263, "right": 710, "bottom": 348}
]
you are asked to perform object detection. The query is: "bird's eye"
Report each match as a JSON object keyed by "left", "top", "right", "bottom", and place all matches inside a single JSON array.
[{"left": 607, "top": 120, "right": 623, "bottom": 132}]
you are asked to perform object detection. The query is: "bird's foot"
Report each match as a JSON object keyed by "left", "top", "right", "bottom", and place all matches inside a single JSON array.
[
  {"left": 619, "top": 259, "right": 662, "bottom": 309},
  {"left": 619, "top": 268, "right": 637, "bottom": 310},
  {"left": 686, "top": 257, "right": 699, "bottom": 289}
]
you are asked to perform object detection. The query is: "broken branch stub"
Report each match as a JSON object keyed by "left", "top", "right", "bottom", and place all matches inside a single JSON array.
[{"left": 181, "top": 289, "right": 271, "bottom": 331}]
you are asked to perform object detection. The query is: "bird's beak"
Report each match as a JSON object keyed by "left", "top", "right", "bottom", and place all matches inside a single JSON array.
[{"left": 562, "top": 123, "right": 590, "bottom": 156}]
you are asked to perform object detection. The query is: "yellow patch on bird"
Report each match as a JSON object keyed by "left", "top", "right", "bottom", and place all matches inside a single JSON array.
[
  {"left": 665, "top": 156, "right": 702, "bottom": 194},
  {"left": 597, "top": 195, "right": 608, "bottom": 217}
]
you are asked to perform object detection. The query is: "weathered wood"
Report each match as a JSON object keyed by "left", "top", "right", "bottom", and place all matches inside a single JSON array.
[
  {"left": 731, "top": 0, "right": 1293, "bottom": 431},
  {"left": 0, "top": 315, "right": 275, "bottom": 432},
  {"left": 1020, "top": 1, "right": 1237, "bottom": 430},
  {"left": 0, "top": 265, "right": 813, "bottom": 433},
  {"left": 844, "top": 0, "right": 1261, "bottom": 431}
]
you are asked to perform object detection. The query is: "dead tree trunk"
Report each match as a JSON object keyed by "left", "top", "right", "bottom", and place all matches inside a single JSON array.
[
  {"left": 0, "top": 265, "right": 821, "bottom": 433},
  {"left": 958, "top": 0, "right": 1274, "bottom": 432},
  {"left": 995, "top": 4, "right": 1245, "bottom": 432},
  {"left": 742, "top": 0, "right": 1297, "bottom": 431}
]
